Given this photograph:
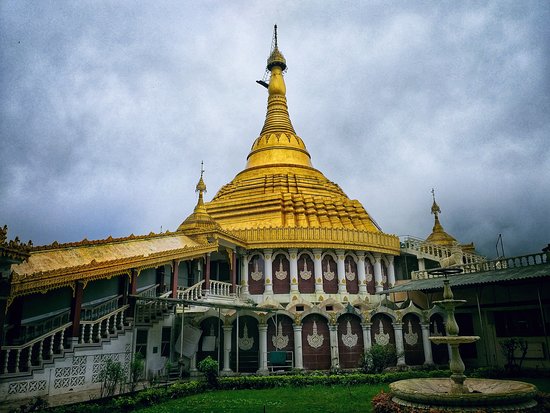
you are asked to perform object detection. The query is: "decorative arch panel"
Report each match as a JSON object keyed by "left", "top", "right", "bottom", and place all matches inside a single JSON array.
[
  {"left": 322, "top": 255, "right": 338, "bottom": 294},
  {"left": 248, "top": 255, "right": 265, "bottom": 295},
  {"left": 272, "top": 254, "right": 290, "bottom": 294},
  {"left": 338, "top": 313, "right": 364, "bottom": 369},
  {"left": 297, "top": 254, "right": 315, "bottom": 293},
  {"left": 402, "top": 313, "right": 424, "bottom": 365},
  {"left": 301, "top": 314, "right": 330, "bottom": 370},
  {"left": 230, "top": 315, "right": 259, "bottom": 372},
  {"left": 344, "top": 256, "right": 358, "bottom": 294}
]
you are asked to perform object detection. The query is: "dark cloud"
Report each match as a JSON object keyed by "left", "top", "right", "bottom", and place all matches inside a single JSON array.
[{"left": 1, "top": 1, "right": 548, "bottom": 258}]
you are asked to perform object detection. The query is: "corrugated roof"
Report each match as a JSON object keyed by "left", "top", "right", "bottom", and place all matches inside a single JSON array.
[{"left": 387, "top": 263, "right": 550, "bottom": 293}]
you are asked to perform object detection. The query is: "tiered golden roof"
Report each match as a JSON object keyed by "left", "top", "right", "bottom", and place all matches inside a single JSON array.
[{"left": 200, "top": 27, "right": 399, "bottom": 255}]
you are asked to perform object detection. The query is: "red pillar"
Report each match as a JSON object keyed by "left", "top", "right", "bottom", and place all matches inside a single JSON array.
[
  {"left": 171, "top": 260, "right": 179, "bottom": 299},
  {"left": 70, "top": 281, "right": 84, "bottom": 339},
  {"left": 231, "top": 250, "right": 237, "bottom": 294},
  {"left": 129, "top": 269, "right": 137, "bottom": 295}
]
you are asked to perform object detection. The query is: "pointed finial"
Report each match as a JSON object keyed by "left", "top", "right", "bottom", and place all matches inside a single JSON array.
[
  {"left": 196, "top": 161, "right": 207, "bottom": 193},
  {"left": 267, "top": 24, "right": 286, "bottom": 71}
]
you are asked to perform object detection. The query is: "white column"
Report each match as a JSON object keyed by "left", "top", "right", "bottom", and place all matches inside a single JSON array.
[
  {"left": 313, "top": 249, "right": 323, "bottom": 294},
  {"left": 421, "top": 323, "right": 434, "bottom": 365},
  {"left": 373, "top": 253, "right": 383, "bottom": 293},
  {"left": 418, "top": 258, "right": 426, "bottom": 271},
  {"left": 361, "top": 322, "right": 372, "bottom": 352},
  {"left": 293, "top": 323, "right": 303, "bottom": 370},
  {"left": 241, "top": 255, "right": 249, "bottom": 296},
  {"left": 264, "top": 249, "right": 273, "bottom": 295},
  {"left": 387, "top": 255, "right": 396, "bottom": 288},
  {"left": 329, "top": 324, "right": 340, "bottom": 369},
  {"left": 190, "top": 353, "right": 198, "bottom": 376},
  {"left": 289, "top": 249, "right": 299, "bottom": 293},
  {"left": 357, "top": 252, "right": 367, "bottom": 294},
  {"left": 258, "top": 323, "right": 268, "bottom": 374},
  {"left": 393, "top": 322, "right": 406, "bottom": 366},
  {"left": 336, "top": 250, "right": 346, "bottom": 294},
  {"left": 222, "top": 325, "right": 233, "bottom": 373}
]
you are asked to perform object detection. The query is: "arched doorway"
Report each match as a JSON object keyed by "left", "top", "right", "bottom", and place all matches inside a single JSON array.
[
  {"left": 302, "top": 314, "right": 331, "bottom": 370},
  {"left": 402, "top": 313, "right": 424, "bottom": 365},
  {"left": 337, "top": 313, "right": 364, "bottom": 369},
  {"left": 230, "top": 315, "right": 259, "bottom": 372},
  {"left": 370, "top": 313, "right": 396, "bottom": 367},
  {"left": 267, "top": 314, "right": 294, "bottom": 369},
  {"left": 197, "top": 317, "right": 223, "bottom": 366}
]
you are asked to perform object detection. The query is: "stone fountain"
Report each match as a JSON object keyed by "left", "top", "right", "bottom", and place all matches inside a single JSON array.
[{"left": 390, "top": 268, "right": 538, "bottom": 412}]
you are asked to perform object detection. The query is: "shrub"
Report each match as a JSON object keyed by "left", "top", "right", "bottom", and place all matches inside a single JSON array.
[
  {"left": 128, "top": 353, "right": 144, "bottom": 392},
  {"left": 99, "top": 358, "right": 125, "bottom": 397},
  {"left": 197, "top": 356, "right": 219, "bottom": 388},
  {"left": 361, "top": 344, "right": 398, "bottom": 373},
  {"left": 500, "top": 337, "right": 528, "bottom": 373}
]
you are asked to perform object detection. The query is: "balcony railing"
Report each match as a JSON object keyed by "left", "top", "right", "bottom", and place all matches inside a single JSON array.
[
  {"left": 411, "top": 252, "right": 548, "bottom": 280},
  {"left": 80, "top": 305, "right": 129, "bottom": 344},
  {"left": 1, "top": 322, "right": 71, "bottom": 374},
  {"left": 400, "top": 236, "right": 484, "bottom": 264},
  {"left": 81, "top": 295, "right": 121, "bottom": 321}
]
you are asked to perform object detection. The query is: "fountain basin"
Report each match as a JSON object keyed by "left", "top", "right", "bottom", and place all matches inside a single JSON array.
[{"left": 390, "top": 378, "right": 538, "bottom": 411}]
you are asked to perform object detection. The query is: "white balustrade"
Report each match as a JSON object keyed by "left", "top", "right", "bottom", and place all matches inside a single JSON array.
[{"left": 411, "top": 252, "right": 548, "bottom": 280}]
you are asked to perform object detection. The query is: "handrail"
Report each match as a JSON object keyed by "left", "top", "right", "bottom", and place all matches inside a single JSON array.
[
  {"left": 411, "top": 252, "right": 548, "bottom": 280},
  {"left": 177, "top": 280, "right": 205, "bottom": 301},
  {"left": 80, "top": 304, "right": 129, "bottom": 326},
  {"left": 16, "top": 310, "right": 71, "bottom": 343},
  {"left": 137, "top": 284, "right": 159, "bottom": 298},
  {"left": 1, "top": 322, "right": 72, "bottom": 352},
  {"left": 81, "top": 295, "right": 122, "bottom": 321}
]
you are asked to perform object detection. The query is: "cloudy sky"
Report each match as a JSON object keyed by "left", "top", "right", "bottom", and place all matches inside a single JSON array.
[{"left": 1, "top": 1, "right": 549, "bottom": 258}]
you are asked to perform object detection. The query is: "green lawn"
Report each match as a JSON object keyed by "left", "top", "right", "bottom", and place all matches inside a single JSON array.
[{"left": 137, "top": 383, "right": 389, "bottom": 413}]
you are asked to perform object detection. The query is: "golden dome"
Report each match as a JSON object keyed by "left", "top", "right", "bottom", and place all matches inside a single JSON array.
[{"left": 197, "top": 27, "right": 399, "bottom": 254}]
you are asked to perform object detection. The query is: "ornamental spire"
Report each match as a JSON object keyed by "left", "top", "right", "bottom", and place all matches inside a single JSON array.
[
  {"left": 195, "top": 161, "right": 207, "bottom": 211},
  {"left": 246, "top": 26, "right": 312, "bottom": 170}
]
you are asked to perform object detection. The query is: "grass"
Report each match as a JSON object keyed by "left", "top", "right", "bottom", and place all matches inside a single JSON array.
[{"left": 136, "top": 383, "right": 389, "bottom": 413}]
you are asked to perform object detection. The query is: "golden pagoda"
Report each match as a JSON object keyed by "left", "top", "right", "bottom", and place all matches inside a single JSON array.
[
  {"left": 198, "top": 26, "right": 399, "bottom": 255},
  {"left": 426, "top": 189, "right": 476, "bottom": 253}
]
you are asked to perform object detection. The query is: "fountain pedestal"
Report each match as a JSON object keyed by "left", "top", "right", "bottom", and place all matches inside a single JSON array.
[{"left": 389, "top": 267, "right": 538, "bottom": 411}]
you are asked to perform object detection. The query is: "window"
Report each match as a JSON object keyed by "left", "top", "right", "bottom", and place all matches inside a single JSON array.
[
  {"left": 136, "top": 329, "right": 148, "bottom": 358},
  {"left": 161, "top": 327, "right": 172, "bottom": 357},
  {"left": 494, "top": 309, "right": 543, "bottom": 337}
]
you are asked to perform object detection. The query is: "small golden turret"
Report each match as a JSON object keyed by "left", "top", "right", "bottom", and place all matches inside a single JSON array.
[
  {"left": 426, "top": 189, "right": 457, "bottom": 246},
  {"left": 177, "top": 163, "right": 221, "bottom": 233}
]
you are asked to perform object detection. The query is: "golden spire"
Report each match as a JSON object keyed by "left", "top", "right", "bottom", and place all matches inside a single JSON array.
[
  {"left": 427, "top": 189, "right": 457, "bottom": 246},
  {"left": 245, "top": 25, "right": 312, "bottom": 170},
  {"left": 177, "top": 162, "right": 220, "bottom": 233}
]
